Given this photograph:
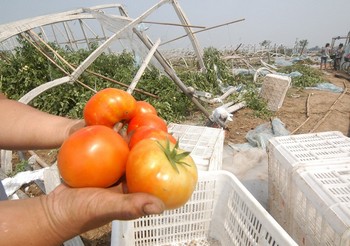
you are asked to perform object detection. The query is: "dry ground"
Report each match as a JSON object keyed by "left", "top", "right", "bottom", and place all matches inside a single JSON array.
[
  {"left": 16, "top": 69, "right": 350, "bottom": 245},
  {"left": 227, "top": 70, "right": 350, "bottom": 144}
]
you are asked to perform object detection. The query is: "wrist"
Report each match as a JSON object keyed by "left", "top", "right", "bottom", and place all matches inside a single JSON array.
[
  {"left": 64, "top": 119, "right": 86, "bottom": 140},
  {"left": 38, "top": 194, "right": 76, "bottom": 244}
]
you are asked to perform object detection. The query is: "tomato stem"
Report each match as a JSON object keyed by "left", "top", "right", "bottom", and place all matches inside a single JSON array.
[{"left": 157, "top": 139, "right": 191, "bottom": 173}]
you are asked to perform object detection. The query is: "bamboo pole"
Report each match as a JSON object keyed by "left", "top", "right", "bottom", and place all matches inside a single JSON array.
[
  {"left": 142, "top": 20, "right": 205, "bottom": 29},
  {"left": 291, "top": 118, "right": 310, "bottom": 135},
  {"left": 88, "top": 71, "right": 158, "bottom": 98},
  {"left": 306, "top": 93, "right": 311, "bottom": 118},
  {"left": 310, "top": 82, "right": 347, "bottom": 133},
  {"left": 291, "top": 93, "right": 311, "bottom": 134},
  {"left": 28, "top": 151, "right": 49, "bottom": 168},
  {"left": 28, "top": 30, "right": 75, "bottom": 71},
  {"left": 116, "top": 1, "right": 195, "bottom": 102},
  {"left": 161, "top": 18, "right": 245, "bottom": 46},
  {"left": 28, "top": 30, "right": 158, "bottom": 98},
  {"left": 23, "top": 32, "right": 97, "bottom": 93},
  {"left": 132, "top": 28, "right": 217, "bottom": 125}
]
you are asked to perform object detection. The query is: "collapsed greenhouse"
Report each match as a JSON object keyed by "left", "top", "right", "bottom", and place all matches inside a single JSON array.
[{"left": 1, "top": 1, "right": 350, "bottom": 246}]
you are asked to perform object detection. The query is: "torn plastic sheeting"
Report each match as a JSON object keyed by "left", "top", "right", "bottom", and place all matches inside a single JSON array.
[
  {"left": 271, "top": 118, "right": 291, "bottom": 136},
  {"left": 276, "top": 71, "right": 303, "bottom": 78},
  {"left": 305, "top": 82, "right": 344, "bottom": 93},
  {"left": 232, "top": 68, "right": 257, "bottom": 76},
  {"left": 245, "top": 118, "right": 290, "bottom": 150},
  {"left": 291, "top": 55, "right": 308, "bottom": 62},
  {"left": 288, "top": 71, "right": 303, "bottom": 77},
  {"left": 274, "top": 56, "right": 308, "bottom": 67},
  {"left": 211, "top": 105, "right": 233, "bottom": 124},
  {"left": 2, "top": 168, "right": 49, "bottom": 197},
  {"left": 274, "top": 58, "right": 293, "bottom": 67}
]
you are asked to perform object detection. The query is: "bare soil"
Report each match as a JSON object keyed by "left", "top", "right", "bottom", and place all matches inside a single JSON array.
[
  {"left": 17, "top": 69, "right": 350, "bottom": 245},
  {"left": 227, "top": 70, "right": 350, "bottom": 144}
]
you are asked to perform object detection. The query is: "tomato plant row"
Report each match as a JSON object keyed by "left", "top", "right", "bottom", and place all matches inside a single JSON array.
[{"left": 57, "top": 88, "right": 198, "bottom": 209}]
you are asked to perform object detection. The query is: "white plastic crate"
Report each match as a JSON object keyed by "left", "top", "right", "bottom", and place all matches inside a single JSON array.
[
  {"left": 167, "top": 123, "right": 225, "bottom": 171},
  {"left": 111, "top": 170, "right": 297, "bottom": 246},
  {"left": 291, "top": 163, "right": 350, "bottom": 245},
  {"left": 259, "top": 74, "right": 291, "bottom": 111},
  {"left": 267, "top": 131, "right": 350, "bottom": 236}
]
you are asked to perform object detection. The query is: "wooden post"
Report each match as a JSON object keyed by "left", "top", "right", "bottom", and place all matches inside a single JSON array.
[{"left": 0, "top": 150, "right": 12, "bottom": 175}]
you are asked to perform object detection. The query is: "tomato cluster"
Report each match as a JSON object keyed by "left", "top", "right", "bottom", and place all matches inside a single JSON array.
[{"left": 57, "top": 88, "right": 198, "bottom": 209}]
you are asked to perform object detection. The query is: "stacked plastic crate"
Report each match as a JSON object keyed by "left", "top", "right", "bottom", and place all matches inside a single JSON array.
[
  {"left": 167, "top": 123, "right": 225, "bottom": 171},
  {"left": 267, "top": 131, "right": 350, "bottom": 245},
  {"left": 111, "top": 123, "right": 297, "bottom": 245}
]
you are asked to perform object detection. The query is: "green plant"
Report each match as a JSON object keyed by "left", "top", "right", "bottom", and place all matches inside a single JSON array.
[
  {"left": 243, "top": 89, "right": 273, "bottom": 119},
  {"left": 11, "top": 160, "right": 28, "bottom": 177},
  {"left": 277, "top": 63, "right": 322, "bottom": 88},
  {"left": 2, "top": 40, "right": 319, "bottom": 123}
]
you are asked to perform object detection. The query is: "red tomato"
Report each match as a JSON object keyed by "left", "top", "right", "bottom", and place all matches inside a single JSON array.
[
  {"left": 126, "top": 113, "right": 168, "bottom": 135},
  {"left": 84, "top": 88, "right": 136, "bottom": 128},
  {"left": 126, "top": 139, "right": 198, "bottom": 209},
  {"left": 57, "top": 125, "right": 129, "bottom": 188},
  {"left": 133, "top": 101, "right": 157, "bottom": 117},
  {"left": 128, "top": 126, "right": 177, "bottom": 149}
]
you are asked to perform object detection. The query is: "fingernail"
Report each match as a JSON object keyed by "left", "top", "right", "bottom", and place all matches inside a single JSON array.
[{"left": 143, "top": 203, "right": 164, "bottom": 215}]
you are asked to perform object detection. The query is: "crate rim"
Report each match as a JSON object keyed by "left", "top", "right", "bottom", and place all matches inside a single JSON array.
[{"left": 111, "top": 170, "right": 297, "bottom": 246}]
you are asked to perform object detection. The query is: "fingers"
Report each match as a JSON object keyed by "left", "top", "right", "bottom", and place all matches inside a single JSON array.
[
  {"left": 53, "top": 184, "right": 165, "bottom": 220},
  {"left": 130, "top": 193, "right": 165, "bottom": 217},
  {"left": 104, "top": 192, "right": 165, "bottom": 220},
  {"left": 105, "top": 182, "right": 165, "bottom": 219},
  {"left": 113, "top": 122, "right": 124, "bottom": 132}
]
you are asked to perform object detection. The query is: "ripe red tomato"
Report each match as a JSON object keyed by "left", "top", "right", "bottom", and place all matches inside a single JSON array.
[
  {"left": 126, "top": 139, "right": 198, "bottom": 209},
  {"left": 133, "top": 101, "right": 157, "bottom": 117},
  {"left": 57, "top": 125, "right": 129, "bottom": 188},
  {"left": 126, "top": 113, "right": 168, "bottom": 135},
  {"left": 128, "top": 126, "right": 177, "bottom": 149},
  {"left": 83, "top": 88, "right": 136, "bottom": 128}
]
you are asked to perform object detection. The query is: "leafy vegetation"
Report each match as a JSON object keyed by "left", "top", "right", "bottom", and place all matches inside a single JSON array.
[
  {"left": 10, "top": 160, "right": 28, "bottom": 177},
  {"left": 0, "top": 38, "right": 322, "bottom": 123},
  {"left": 277, "top": 62, "right": 323, "bottom": 88}
]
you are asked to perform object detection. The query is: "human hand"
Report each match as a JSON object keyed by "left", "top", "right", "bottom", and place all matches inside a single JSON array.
[{"left": 42, "top": 182, "right": 165, "bottom": 241}]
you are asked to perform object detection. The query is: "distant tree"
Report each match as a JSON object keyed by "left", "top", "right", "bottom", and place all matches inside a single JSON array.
[
  {"left": 260, "top": 40, "right": 271, "bottom": 50},
  {"left": 298, "top": 39, "right": 309, "bottom": 55},
  {"left": 276, "top": 44, "right": 286, "bottom": 55}
]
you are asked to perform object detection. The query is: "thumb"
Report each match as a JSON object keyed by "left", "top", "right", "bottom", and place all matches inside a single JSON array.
[{"left": 107, "top": 192, "right": 165, "bottom": 220}]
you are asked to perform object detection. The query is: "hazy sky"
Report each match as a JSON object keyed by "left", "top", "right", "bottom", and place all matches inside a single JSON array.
[{"left": 0, "top": 0, "right": 349, "bottom": 49}]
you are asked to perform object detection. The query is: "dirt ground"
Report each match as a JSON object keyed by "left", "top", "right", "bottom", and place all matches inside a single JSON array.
[
  {"left": 227, "top": 69, "right": 350, "bottom": 144},
  {"left": 16, "top": 69, "right": 350, "bottom": 245}
]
